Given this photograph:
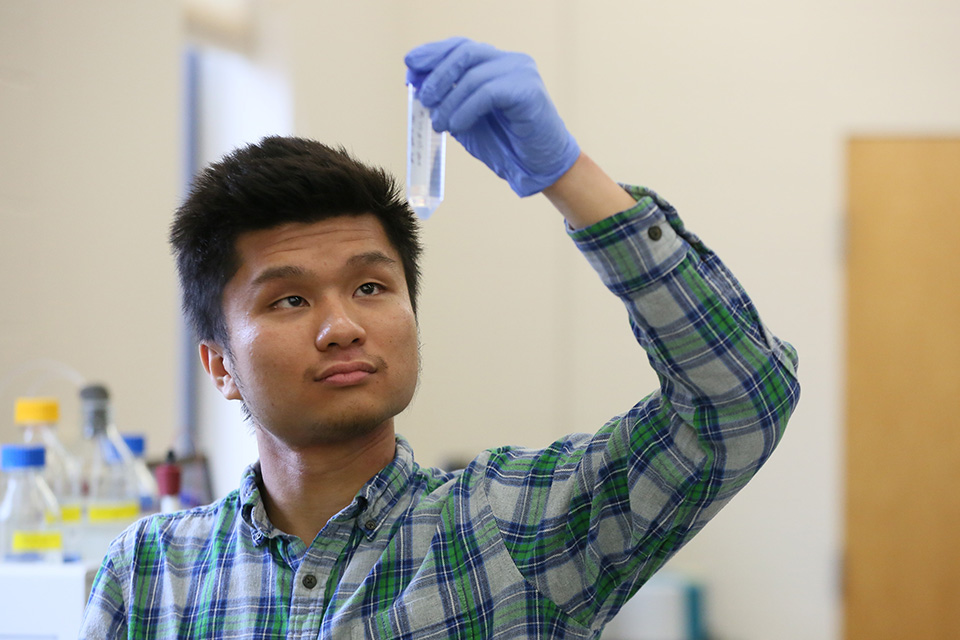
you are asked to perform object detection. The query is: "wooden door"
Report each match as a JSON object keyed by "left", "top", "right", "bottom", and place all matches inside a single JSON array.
[{"left": 845, "top": 138, "right": 960, "bottom": 640}]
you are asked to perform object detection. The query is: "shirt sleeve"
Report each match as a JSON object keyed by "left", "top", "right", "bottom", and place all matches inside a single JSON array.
[
  {"left": 481, "top": 185, "right": 801, "bottom": 630},
  {"left": 78, "top": 550, "right": 129, "bottom": 638}
]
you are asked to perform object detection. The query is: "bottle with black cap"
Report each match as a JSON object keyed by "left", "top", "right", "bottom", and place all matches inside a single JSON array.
[{"left": 76, "top": 384, "right": 140, "bottom": 564}]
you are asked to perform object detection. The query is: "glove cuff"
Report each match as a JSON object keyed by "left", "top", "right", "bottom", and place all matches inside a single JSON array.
[{"left": 510, "top": 136, "right": 581, "bottom": 197}]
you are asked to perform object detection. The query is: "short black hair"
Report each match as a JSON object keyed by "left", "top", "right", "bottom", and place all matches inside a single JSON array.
[{"left": 170, "top": 136, "right": 422, "bottom": 346}]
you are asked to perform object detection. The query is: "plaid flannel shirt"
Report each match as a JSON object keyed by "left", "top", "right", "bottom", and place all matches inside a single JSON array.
[{"left": 80, "top": 185, "right": 800, "bottom": 639}]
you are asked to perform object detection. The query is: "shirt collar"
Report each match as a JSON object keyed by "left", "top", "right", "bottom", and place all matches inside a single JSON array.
[
  {"left": 238, "top": 462, "right": 279, "bottom": 547},
  {"left": 355, "top": 435, "right": 417, "bottom": 540},
  {"left": 238, "top": 436, "right": 418, "bottom": 545}
]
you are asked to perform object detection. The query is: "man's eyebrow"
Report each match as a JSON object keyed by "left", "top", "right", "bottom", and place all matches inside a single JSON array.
[
  {"left": 249, "top": 252, "right": 397, "bottom": 288},
  {"left": 346, "top": 251, "right": 398, "bottom": 269},
  {"left": 250, "top": 265, "right": 308, "bottom": 287}
]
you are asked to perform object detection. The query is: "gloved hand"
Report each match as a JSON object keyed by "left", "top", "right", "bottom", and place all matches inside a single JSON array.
[{"left": 404, "top": 37, "right": 581, "bottom": 197}]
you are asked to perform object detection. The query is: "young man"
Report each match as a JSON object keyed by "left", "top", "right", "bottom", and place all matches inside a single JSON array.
[{"left": 81, "top": 38, "right": 799, "bottom": 639}]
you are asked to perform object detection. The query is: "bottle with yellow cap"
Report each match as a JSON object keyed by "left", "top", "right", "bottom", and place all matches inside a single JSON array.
[
  {"left": 0, "top": 444, "right": 64, "bottom": 563},
  {"left": 15, "top": 397, "right": 82, "bottom": 562}
]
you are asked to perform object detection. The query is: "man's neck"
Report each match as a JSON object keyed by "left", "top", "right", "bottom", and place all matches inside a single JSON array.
[{"left": 254, "top": 423, "right": 397, "bottom": 544}]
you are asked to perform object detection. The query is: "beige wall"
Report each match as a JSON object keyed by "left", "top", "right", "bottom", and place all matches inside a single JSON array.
[
  {"left": 3, "top": 2, "right": 959, "bottom": 639},
  {"left": 0, "top": 2, "right": 181, "bottom": 457},
  {"left": 278, "top": 3, "right": 959, "bottom": 639}
]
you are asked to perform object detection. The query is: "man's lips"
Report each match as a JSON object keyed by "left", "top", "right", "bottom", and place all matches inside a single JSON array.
[{"left": 314, "top": 361, "right": 377, "bottom": 386}]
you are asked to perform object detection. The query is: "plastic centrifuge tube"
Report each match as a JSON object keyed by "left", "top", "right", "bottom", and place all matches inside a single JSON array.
[{"left": 406, "top": 84, "right": 446, "bottom": 219}]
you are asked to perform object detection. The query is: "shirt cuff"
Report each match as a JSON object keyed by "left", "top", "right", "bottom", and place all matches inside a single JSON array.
[{"left": 568, "top": 184, "right": 692, "bottom": 295}]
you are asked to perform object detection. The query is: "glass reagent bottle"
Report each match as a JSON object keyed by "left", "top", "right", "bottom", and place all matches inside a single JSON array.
[
  {"left": 123, "top": 433, "right": 159, "bottom": 515},
  {"left": 77, "top": 384, "right": 140, "bottom": 563},
  {"left": 15, "top": 397, "right": 82, "bottom": 561},
  {"left": 0, "top": 444, "right": 63, "bottom": 563}
]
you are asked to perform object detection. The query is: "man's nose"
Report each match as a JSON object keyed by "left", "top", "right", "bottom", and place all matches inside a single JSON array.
[{"left": 315, "top": 300, "right": 366, "bottom": 351}]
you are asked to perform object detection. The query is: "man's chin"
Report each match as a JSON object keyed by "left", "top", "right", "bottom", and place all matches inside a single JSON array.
[{"left": 258, "top": 414, "right": 395, "bottom": 450}]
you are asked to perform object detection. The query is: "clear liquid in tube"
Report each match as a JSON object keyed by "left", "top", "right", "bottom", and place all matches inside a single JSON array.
[{"left": 406, "top": 84, "right": 446, "bottom": 219}]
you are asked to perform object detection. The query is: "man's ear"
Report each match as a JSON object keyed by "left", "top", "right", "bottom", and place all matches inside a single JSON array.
[{"left": 199, "top": 342, "right": 242, "bottom": 401}]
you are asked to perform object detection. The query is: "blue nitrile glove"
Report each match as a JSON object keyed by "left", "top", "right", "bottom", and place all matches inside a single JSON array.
[{"left": 404, "top": 37, "right": 581, "bottom": 197}]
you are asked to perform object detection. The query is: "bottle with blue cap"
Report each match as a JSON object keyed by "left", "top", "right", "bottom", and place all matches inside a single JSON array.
[
  {"left": 0, "top": 444, "right": 64, "bottom": 563},
  {"left": 122, "top": 433, "right": 159, "bottom": 514},
  {"left": 76, "top": 384, "right": 140, "bottom": 563}
]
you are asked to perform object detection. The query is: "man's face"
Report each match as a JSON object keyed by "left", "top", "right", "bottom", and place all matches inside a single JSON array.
[{"left": 202, "top": 214, "right": 419, "bottom": 449}]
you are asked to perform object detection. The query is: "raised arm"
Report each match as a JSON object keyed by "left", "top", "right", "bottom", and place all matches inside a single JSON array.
[{"left": 405, "top": 38, "right": 800, "bottom": 631}]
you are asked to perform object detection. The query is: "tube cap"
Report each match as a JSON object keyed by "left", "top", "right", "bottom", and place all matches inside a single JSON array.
[
  {"left": 14, "top": 397, "right": 60, "bottom": 425},
  {"left": 1, "top": 444, "right": 46, "bottom": 469},
  {"left": 122, "top": 434, "right": 146, "bottom": 458}
]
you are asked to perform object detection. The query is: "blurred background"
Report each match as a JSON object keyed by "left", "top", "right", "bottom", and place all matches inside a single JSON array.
[{"left": 1, "top": 1, "right": 958, "bottom": 639}]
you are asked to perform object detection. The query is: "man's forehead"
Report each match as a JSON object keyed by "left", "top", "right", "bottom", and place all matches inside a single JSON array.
[
  {"left": 235, "top": 215, "right": 396, "bottom": 263},
  {"left": 226, "top": 215, "right": 401, "bottom": 291}
]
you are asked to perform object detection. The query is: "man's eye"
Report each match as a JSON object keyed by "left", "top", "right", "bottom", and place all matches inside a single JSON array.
[
  {"left": 274, "top": 295, "right": 307, "bottom": 309},
  {"left": 356, "top": 283, "right": 383, "bottom": 297}
]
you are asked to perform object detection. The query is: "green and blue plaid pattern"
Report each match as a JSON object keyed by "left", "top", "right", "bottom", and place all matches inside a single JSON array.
[{"left": 80, "top": 186, "right": 799, "bottom": 639}]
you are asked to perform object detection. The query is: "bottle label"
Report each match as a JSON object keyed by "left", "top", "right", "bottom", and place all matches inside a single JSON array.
[
  {"left": 12, "top": 530, "right": 63, "bottom": 552},
  {"left": 88, "top": 501, "right": 140, "bottom": 522},
  {"left": 61, "top": 504, "right": 83, "bottom": 523}
]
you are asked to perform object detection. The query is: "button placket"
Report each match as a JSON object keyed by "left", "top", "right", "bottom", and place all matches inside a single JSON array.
[
  {"left": 289, "top": 557, "right": 328, "bottom": 636},
  {"left": 288, "top": 522, "right": 357, "bottom": 635}
]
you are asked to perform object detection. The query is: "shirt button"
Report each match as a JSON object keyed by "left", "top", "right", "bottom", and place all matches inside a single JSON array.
[
  {"left": 647, "top": 225, "right": 663, "bottom": 241},
  {"left": 364, "top": 519, "right": 377, "bottom": 531},
  {"left": 302, "top": 574, "right": 318, "bottom": 589}
]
